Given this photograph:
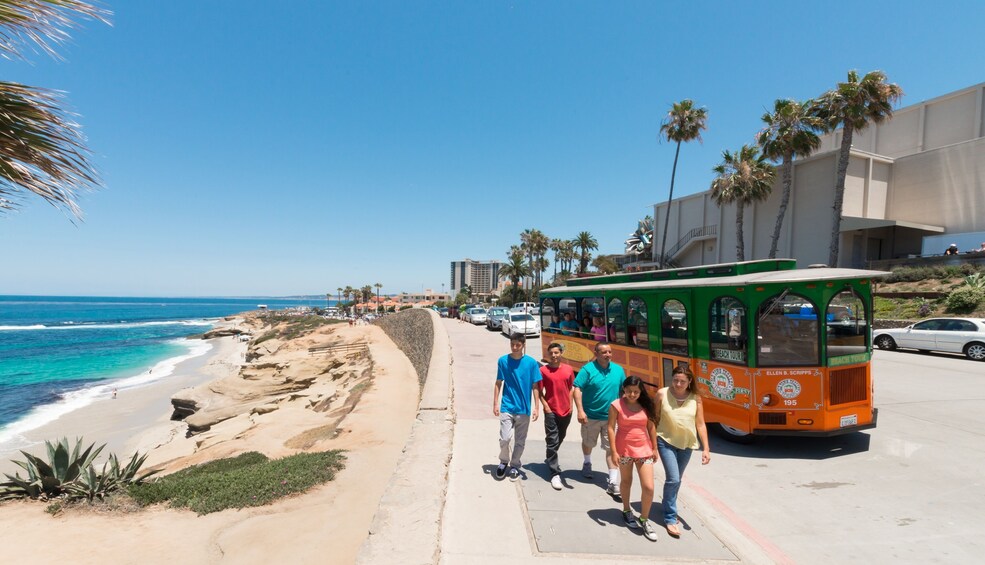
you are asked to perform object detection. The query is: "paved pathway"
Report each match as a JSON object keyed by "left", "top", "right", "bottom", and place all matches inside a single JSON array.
[{"left": 439, "top": 319, "right": 765, "bottom": 564}]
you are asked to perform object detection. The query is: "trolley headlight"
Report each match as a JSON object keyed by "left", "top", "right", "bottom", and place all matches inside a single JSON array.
[{"left": 761, "top": 393, "right": 774, "bottom": 406}]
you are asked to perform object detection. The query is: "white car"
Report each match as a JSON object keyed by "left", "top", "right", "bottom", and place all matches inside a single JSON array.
[
  {"left": 502, "top": 312, "right": 541, "bottom": 337},
  {"left": 467, "top": 308, "right": 488, "bottom": 325},
  {"left": 873, "top": 317, "right": 985, "bottom": 361}
]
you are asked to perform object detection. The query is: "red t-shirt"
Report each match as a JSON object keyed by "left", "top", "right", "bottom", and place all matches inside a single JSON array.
[{"left": 539, "top": 364, "right": 575, "bottom": 417}]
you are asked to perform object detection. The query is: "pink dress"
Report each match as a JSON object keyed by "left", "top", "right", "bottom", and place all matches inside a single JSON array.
[{"left": 611, "top": 398, "right": 654, "bottom": 458}]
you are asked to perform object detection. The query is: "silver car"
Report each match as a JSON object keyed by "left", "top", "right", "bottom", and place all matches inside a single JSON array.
[
  {"left": 873, "top": 317, "right": 985, "bottom": 360},
  {"left": 486, "top": 307, "right": 510, "bottom": 330},
  {"left": 468, "top": 308, "right": 488, "bottom": 325}
]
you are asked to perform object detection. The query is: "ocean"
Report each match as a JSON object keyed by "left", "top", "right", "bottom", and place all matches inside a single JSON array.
[{"left": 0, "top": 295, "right": 332, "bottom": 449}]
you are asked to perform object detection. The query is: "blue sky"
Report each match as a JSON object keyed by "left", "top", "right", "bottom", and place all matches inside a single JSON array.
[{"left": 1, "top": 1, "right": 982, "bottom": 297}]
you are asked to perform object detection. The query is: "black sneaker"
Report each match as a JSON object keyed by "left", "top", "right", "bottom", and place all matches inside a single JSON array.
[
  {"left": 509, "top": 467, "right": 520, "bottom": 482},
  {"left": 623, "top": 510, "right": 641, "bottom": 528},
  {"left": 495, "top": 464, "right": 507, "bottom": 480}
]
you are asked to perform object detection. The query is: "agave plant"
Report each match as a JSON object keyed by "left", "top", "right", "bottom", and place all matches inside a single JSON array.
[
  {"left": 1, "top": 437, "right": 155, "bottom": 502},
  {"left": 965, "top": 272, "right": 985, "bottom": 289}
]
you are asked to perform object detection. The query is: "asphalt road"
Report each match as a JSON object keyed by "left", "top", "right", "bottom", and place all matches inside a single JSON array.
[
  {"left": 449, "top": 319, "right": 985, "bottom": 564},
  {"left": 690, "top": 348, "right": 985, "bottom": 564}
]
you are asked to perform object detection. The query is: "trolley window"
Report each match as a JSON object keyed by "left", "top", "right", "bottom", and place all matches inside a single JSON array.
[
  {"left": 710, "top": 297, "right": 747, "bottom": 365},
  {"left": 627, "top": 297, "right": 649, "bottom": 349},
  {"left": 541, "top": 298, "right": 558, "bottom": 334},
  {"left": 607, "top": 298, "right": 626, "bottom": 344},
  {"left": 757, "top": 294, "right": 819, "bottom": 366},
  {"left": 580, "top": 297, "right": 604, "bottom": 340},
  {"left": 826, "top": 290, "right": 868, "bottom": 360},
  {"left": 558, "top": 298, "right": 579, "bottom": 336},
  {"left": 661, "top": 299, "right": 688, "bottom": 356}
]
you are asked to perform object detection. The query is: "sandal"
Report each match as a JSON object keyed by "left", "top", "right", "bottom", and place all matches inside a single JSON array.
[{"left": 666, "top": 523, "right": 681, "bottom": 537}]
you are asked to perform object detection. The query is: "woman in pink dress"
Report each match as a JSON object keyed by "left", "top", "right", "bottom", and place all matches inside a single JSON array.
[{"left": 607, "top": 375, "right": 659, "bottom": 542}]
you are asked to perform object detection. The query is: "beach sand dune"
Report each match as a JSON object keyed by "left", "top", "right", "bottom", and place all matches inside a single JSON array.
[{"left": 0, "top": 320, "right": 420, "bottom": 565}]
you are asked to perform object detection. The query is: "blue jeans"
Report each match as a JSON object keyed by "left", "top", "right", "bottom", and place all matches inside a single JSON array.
[{"left": 657, "top": 437, "right": 693, "bottom": 525}]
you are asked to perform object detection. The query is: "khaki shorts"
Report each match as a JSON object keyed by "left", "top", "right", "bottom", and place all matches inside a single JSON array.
[{"left": 580, "top": 419, "right": 611, "bottom": 454}]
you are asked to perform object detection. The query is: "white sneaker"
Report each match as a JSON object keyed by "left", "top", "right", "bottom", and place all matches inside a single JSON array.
[{"left": 550, "top": 475, "right": 563, "bottom": 491}]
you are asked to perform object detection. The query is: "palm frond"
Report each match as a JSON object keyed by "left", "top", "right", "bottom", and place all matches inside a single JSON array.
[
  {"left": 0, "top": 80, "right": 99, "bottom": 217},
  {"left": 0, "top": 0, "right": 111, "bottom": 61}
]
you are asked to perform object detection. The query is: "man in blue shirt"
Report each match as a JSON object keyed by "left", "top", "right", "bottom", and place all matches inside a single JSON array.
[
  {"left": 573, "top": 342, "right": 626, "bottom": 498},
  {"left": 494, "top": 333, "right": 543, "bottom": 481},
  {"left": 559, "top": 312, "right": 580, "bottom": 336}
]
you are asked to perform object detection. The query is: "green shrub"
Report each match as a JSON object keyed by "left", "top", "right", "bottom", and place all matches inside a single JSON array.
[
  {"left": 128, "top": 450, "right": 346, "bottom": 515},
  {"left": 945, "top": 287, "right": 985, "bottom": 313},
  {"left": 965, "top": 272, "right": 985, "bottom": 289}
]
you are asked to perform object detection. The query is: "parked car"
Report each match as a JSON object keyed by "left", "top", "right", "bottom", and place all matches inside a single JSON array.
[
  {"left": 468, "top": 307, "right": 488, "bottom": 325},
  {"left": 460, "top": 304, "right": 479, "bottom": 320},
  {"left": 502, "top": 312, "right": 541, "bottom": 337},
  {"left": 873, "top": 317, "right": 985, "bottom": 361},
  {"left": 510, "top": 301, "right": 540, "bottom": 315},
  {"left": 439, "top": 307, "right": 449, "bottom": 318},
  {"left": 486, "top": 307, "right": 510, "bottom": 330}
]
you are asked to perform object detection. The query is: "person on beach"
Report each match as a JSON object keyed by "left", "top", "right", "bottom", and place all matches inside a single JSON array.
[
  {"left": 493, "top": 333, "right": 543, "bottom": 482},
  {"left": 539, "top": 342, "right": 575, "bottom": 491},
  {"left": 608, "top": 375, "right": 659, "bottom": 541},
  {"left": 655, "top": 365, "right": 711, "bottom": 537},
  {"left": 573, "top": 342, "right": 625, "bottom": 498},
  {"left": 112, "top": 388, "right": 117, "bottom": 399}
]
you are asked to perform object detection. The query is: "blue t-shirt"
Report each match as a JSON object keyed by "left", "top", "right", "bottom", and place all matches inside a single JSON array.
[
  {"left": 573, "top": 361, "right": 626, "bottom": 421},
  {"left": 559, "top": 320, "right": 580, "bottom": 336},
  {"left": 497, "top": 354, "right": 542, "bottom": 415}
]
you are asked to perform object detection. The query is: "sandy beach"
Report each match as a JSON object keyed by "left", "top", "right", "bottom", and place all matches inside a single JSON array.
[{"left": 0, "top": 318, "right": 421, "bottom": 564}]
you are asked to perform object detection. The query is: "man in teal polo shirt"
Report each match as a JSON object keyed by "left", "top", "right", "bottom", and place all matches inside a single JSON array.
[{"left": 573, "top": 342, "right": 626, "bottom": 498}]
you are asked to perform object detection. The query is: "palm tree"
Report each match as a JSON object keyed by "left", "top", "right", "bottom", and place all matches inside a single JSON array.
[
  {"left": 374, "top": 282, "right": 382, "bottom": 313},
  {"left": 757, "top": 99, "right": 822, "bottom": 259},
  {"left": 710, "top": 145, "right": 777, "bottom": 261},
  {"left": 658, "top": 99, "right": 708, "bottom": 268},
  {"left": 499, "top": 246, "right": 531, "bottom": 304},
  {"left": 0, "top": 1, "right": 109, "bottom": 218},
  {"left": 343, "top": 286, "right": 354, "bottom": 311},
  {"left": 815, "top": 70, "right": 903, "bottom": 266},
  {"left": 573, "top": 231, "right": 598, "bottom": 274},
  {"left": 550, "top": 238, "right": 563, "bottom": 280},
  {"left": 520, "top": 229, "right": 549, "bottom": 288},
  {"left": 337, "top": 287, "right": 343, "bottom": 306}
]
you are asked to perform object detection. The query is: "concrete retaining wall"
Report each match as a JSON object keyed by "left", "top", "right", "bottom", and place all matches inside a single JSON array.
[{"left": 357, "top": 309, "right": 453, "bottom": 565}]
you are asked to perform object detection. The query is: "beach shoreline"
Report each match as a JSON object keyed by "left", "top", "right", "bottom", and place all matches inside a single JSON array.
[{"left": 0, "top": 333, "right": 245, "bottom": 476}]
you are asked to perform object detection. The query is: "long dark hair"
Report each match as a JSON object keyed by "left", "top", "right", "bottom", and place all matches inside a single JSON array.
[
  {"left": 672, "top": 365, "right": 697, "bottom": 394},
  {"left": 622, "top": 375, "right": 657, "bottom": 422}
]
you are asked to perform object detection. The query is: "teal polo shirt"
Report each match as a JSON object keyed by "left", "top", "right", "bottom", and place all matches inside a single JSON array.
[{"left": 574, "top": 360, "right": 625, "bottom": 421}]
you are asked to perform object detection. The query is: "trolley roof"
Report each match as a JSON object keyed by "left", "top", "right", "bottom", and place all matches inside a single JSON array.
[{"left": 541, "top": 264, "right": 888, "bottom": 295}]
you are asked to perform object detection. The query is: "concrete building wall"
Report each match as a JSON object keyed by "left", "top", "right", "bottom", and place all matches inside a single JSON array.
[
  {"left": 652, "top": 82, "right": 984, "bottom": 270},
  {"left": 889, "top": 136, "right": 985, "bottom": 233}
]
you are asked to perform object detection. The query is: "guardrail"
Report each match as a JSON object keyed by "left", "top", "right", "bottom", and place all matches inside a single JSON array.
[{"left": 308, "top": 341, "right": 369, "bottom": 356}]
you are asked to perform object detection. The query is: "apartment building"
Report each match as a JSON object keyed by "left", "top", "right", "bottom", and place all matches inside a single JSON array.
[{"left": 450, "top": 259, "right": 504, "bottom": 296}]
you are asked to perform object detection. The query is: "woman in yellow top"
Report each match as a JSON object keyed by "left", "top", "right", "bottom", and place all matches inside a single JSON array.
[{"left": 655, "top": 365, "right": 711, "bottom": 537}]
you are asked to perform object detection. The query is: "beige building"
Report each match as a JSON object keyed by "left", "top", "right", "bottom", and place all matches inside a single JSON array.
[
  {"left": 654, "top": 82, "right": 985, "bottom": 268},
  {"left": 395, "top": 289, "right": 451, "bottom": 305},
  {"left": 450, "top": 259, "right": 504, "bottom": 296}
]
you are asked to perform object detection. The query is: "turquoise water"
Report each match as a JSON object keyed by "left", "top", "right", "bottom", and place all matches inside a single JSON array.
[{"left": 0, "top": 295, "right": 331, "bottom": 444}]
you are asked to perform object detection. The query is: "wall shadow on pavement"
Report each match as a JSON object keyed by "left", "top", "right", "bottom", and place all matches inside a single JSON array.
[{"left": 710, "top": 431, "right": 872, "bottom": 460}]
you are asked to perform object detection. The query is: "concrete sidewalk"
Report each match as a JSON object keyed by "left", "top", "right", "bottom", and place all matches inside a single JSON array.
[{"left": 361, "top": 315, "right": 775, "bottom": 565}]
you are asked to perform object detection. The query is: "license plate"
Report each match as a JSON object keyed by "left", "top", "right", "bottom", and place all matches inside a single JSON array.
[{"left": 840, "top": 414, "right": 858, "bottom": 427}]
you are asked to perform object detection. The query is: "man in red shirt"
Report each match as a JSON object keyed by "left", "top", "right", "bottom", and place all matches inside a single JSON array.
[{"left": 539, "top": 341, "right": 576, "bottom": 490}]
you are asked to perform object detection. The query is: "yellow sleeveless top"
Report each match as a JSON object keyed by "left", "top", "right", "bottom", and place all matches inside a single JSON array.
[{"left": 656, "top": 387, "right": 700, "bottom": 450}]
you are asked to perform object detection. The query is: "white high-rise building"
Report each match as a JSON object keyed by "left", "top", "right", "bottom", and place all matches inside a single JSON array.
[{"left": 450, "top": 259, "right": 504, "bottom": 297}]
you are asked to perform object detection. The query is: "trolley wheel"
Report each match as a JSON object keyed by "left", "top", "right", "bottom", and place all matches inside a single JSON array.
[
  {"left": 873, "top": 335, "right": 897, "bottom": 350},
  {"left": 965, "top": 342, "right": 985, "bottom": 361},
  {"left": 713, "top": 423, "right": 756, "bottom": 444}
]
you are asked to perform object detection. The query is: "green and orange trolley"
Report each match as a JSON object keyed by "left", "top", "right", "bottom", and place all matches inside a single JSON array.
[{"left": 538, "top": 259, "right": 886, "bottom": 441}]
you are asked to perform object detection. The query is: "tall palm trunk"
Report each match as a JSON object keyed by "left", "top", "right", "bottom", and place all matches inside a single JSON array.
[
  {"left": 735, "top": 203, "right": 746, "bottom": 261},
  {"left": 829, "top": 123, "right": 854, "bottom": 267},
  {"left": 659, "top": 140, "right": 682, "bottom": 268},
  {"left": 769, "top": 153, "right": 793, "bottom": 258}
]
